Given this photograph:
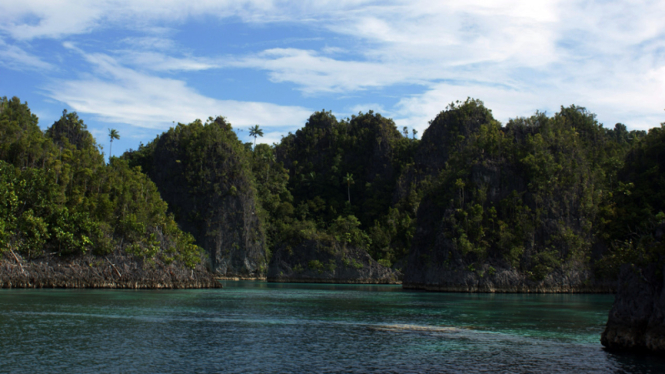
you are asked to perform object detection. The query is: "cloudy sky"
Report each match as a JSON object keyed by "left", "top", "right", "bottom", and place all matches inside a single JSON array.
[{"left": 1, "top": 0, "right": 664, "bottom": 154}]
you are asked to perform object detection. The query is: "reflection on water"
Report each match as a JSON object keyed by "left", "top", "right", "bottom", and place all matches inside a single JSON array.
[{"left": 0, "top": 281, "right": 663, "bottom": 373}]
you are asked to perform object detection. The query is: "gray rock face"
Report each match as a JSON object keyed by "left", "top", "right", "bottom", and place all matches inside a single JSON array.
[
  {"left": 133, "top": 123, "right": 267, "bottom": 278},
  {"left": 268, "top": 239, "right": 401, "bottom": 284},
  {"left": 602, "top": 264, "right": 665, "bottom": 352},
  {"left": 0, "top": 253, "right": 221, "bottom": 289}
]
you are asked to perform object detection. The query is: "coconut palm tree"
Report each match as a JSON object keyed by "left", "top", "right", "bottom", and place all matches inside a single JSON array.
[
  {"left": 343, "top": 173, "right": 354, "bottom": 203},
  {"left": 108, "top": 128, "right": 120, "bottom": 158},
  {"left": 262, "top": 151, "right": 275, "bottom": 181},
  {"left": 248, "top": 125, "right": 264, "bottom": 149}
]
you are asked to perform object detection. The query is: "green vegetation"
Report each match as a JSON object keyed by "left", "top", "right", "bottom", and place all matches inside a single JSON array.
[
  {"left": 268, "top": 110, "right": 419, "bottom": 266},
  {"left": 108, "top": 128, "right": 120, "bottom": 158},
  {"left": 597, "top": 123, "right": 665, "bottom": 274},
  {"left": 0, "top": 96, "right": 201, "bottom": 268},
  {"left": 248, "top": 124, "right": 264, "bottom": 149},
  {"left": 409, "top": 99, "right": 649, "bottom": 280},
  {"left": 2, "top": 94, "right": 661, "bottom": 283},
  {"left": 124, "top": 116, "right": 266, "bottom": 276}
]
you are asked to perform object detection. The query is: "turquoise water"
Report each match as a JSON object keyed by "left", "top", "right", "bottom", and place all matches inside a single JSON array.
[{"left": 1, "top": 282, "right": 664, "bottom": 373}]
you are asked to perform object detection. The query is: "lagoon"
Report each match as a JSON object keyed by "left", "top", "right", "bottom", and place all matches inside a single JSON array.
[{"left": 1, "top": 282, "right": 663, "bottom": 373}]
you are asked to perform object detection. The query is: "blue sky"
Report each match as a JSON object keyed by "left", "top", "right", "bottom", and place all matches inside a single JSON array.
[{"left": 1, "top": 0, "right": 664, "bottom": 156}]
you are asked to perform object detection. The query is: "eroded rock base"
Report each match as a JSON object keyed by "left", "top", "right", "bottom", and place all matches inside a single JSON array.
[
  {"left": 602, "top": 264, "right": 665, "bottom": 353},
  {"left": 0, "top": 253, "right": 221, "bottom": 289}
]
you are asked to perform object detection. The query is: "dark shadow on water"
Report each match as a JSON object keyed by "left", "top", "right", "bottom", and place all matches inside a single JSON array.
[{"left": 604, "top": 349, "right": 665, "bottom": 373}]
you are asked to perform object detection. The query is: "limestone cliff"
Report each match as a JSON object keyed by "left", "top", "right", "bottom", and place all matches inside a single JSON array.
[{"left": 125, "top": 118, "right": 267, "bottom": 278}]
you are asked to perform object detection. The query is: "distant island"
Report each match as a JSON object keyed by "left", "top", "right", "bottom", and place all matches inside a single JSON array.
[{"left": 1, "top": 96, "right": 663, "bottom": 353}]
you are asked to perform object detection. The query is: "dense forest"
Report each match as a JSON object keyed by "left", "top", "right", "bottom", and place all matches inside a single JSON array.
[
  {"left": 0, "top": 96, "right": 202, "bottom": 272},
  {"left": 1, "top": 95, "right": 663, "bottom": 289}
]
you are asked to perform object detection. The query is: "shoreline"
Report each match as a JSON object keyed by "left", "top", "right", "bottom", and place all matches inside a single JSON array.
[
  {"left": 267, "top": 277, "right": 402, "bottom": 285},
  {"left": 0, "top": 256, "right": 222, "bottom": 289},
  {"left": 403, "top": 283, "right": 616, "bottom": 293}
]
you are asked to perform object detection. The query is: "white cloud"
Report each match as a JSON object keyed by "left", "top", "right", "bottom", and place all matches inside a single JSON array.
[
  {"left": 2, "top": 0, "right": 664, "bottom": 132},
  {"left": 0, "top": 38, "right": 53, "bottom": 71},
  {"left": 44, "top": 48, "right": 312, "bottom": 131},
  {"left": 223, "top": 48, "right": 415, "bottom": 94},
  {"left": 117, "top": 51, "right": 218, "bottom": 72},
  {"left": 0, "top": 1, "right": 281, "bottom": 40},
  {"left": 393, "top": 81, "right": 545, "bottom": 136},
  {"left": 348, "top": 103, "right": 387, "bottom": 116},
  {"left": 120, "top": 36, "right": 176, "bottom": 51}
]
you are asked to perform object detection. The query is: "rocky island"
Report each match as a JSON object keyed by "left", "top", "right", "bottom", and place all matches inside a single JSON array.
[{"left": 2, "top": 94, "right": 664, "bottom": 353}]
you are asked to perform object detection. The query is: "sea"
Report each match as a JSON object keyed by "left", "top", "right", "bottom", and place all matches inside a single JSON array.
[{"left": 1, "top": 281, "right": 664, "bottom": 373}]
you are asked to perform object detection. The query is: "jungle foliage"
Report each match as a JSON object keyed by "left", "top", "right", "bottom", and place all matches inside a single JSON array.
[
  {"left": 271, "top": 110, "right": 419, "bottom": 266},
  {"left": 0, "top": 96, "right": 201, "bottom": 268},
  {"left": 409, "top": 99, "right": 650, "bottom": 279},
  {"left": 3, "top": 94, "right": 660, "bottom": 281},
  {"left": 598, "top": 123, "right": 665, "bottom": 273}
]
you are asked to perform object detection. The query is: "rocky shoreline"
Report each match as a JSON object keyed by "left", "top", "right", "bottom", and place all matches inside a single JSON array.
[
  {"left": 403, "top": 283, "right": 614, "bottom": 293},
  {"left": 0, "top": 253, "right": 222, "bottom": 289},
  {"left": 269, "top": 278, "right": 401, "bottom": 285},
  {"left": 403, "top": 264, "right": 616, "bottom": 293}
]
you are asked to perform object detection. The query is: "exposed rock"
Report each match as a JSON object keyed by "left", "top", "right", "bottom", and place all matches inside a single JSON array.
[
  {"left": 268, "top": 239, "right": 401, "bottom": 284},
  {"left": 0, "top": 252, "right": 221, "bottom": 289},
  {"left": 127, "top": 119, "right": 267, "bottom": 278},
  {"left": 602, "top": 264, "right": 665, "bottom": 352}
]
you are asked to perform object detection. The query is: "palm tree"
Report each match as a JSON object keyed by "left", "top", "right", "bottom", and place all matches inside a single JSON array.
[
  {"left": 343, "top": 173, "right": 354, "bottom": 203},
  {"left": 262, "top": 151, "right": 276, "bottom": 181},
  {"left": 412, "top": 128, "right": 418, "bottom": 139},
  {"left": 108, "top": 128, "right": 120, "bottom": 158},
  {"left": 248, "top": 125, "right": 264, "bottom": 149}
]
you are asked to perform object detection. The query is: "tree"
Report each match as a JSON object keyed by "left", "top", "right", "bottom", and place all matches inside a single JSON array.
[
  {"left": 343, "top": 173, "right": 354, "bottom": 203},
  {"left": 248, "top": 125, "right": 264, "bottom": 149},
  {"left": 108, "top": 128, "right": 120, "bottom": 158},
  {"left": 412, "top": 128, "right": 418, "bottom": 139},
  {"left": 262, "top": 151, "right": 276, "bottom": 181}
]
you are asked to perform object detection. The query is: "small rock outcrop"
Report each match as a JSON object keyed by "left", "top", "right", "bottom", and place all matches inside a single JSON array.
[
  {"left": 268, "top": 239, "right": 401, "bottom": 284},
  {"left": 601, "top": 264, "right": 665, "bottom": 352},
  {"left": 0, "top": 253, "right": 221, "bottom": 289}
]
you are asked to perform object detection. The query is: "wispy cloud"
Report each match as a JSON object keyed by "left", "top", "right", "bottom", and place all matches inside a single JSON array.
[
  {"left": 45, "top": 46, "right": 312, "bottom": 131},
  {"left": 2, "top": 0, "right": 664, "bottom": 133},
  {"left": 117, "top": 51, "right": 218, "bottom": 72},
  {"left": 0, "top": 1, "right": 282, "bottom": 40},
  {"left": 0, "top": 38, "right": 53, "bottom": 71}
]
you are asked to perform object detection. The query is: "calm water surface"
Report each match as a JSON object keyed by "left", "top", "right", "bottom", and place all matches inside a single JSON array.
[{"left": 1, "top": 281, "right": 664, "bottom": 373}]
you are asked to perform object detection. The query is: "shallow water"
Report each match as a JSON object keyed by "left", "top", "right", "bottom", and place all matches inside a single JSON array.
[{"left": 1, "top": 282, "right": 664, "bottom": 373}]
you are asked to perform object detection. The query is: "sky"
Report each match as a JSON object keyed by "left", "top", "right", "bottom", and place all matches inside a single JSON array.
[{"left": 1, "top": 0, "right": 664, "bottom": 156}]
